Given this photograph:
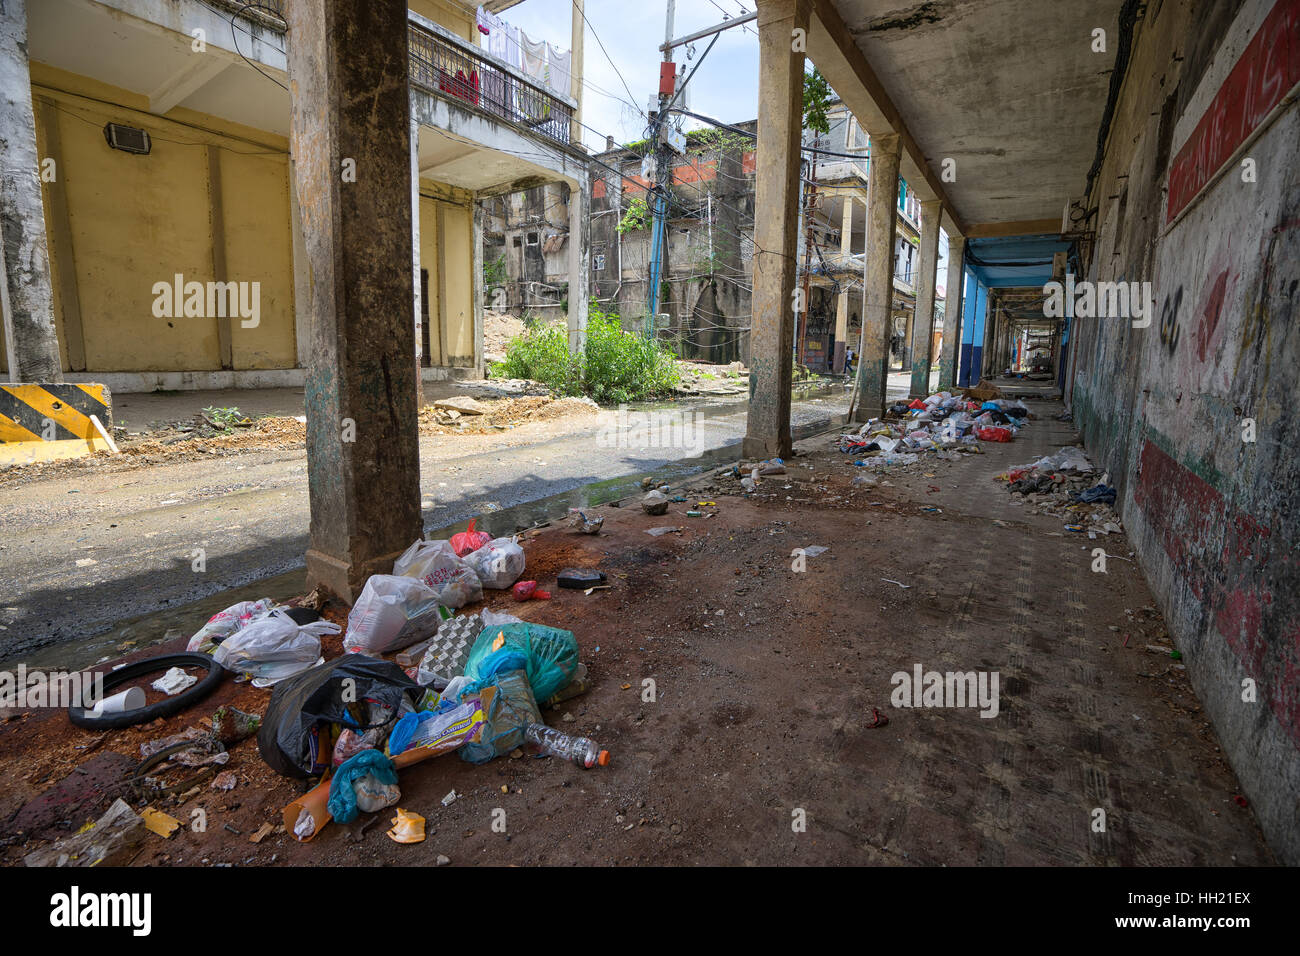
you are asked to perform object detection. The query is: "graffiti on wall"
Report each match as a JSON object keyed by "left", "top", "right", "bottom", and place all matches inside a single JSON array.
[
  {"left": 1134, "top": 438, "right": 1299, "bottom": 747},
  {"left": 1166, "top": 0, "right": 1300, "bottom": 223}
]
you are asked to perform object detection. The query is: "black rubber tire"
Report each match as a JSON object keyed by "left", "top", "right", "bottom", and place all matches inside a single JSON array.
[{"left": 67, "top": 652, "right": 224, "bottom": 730}]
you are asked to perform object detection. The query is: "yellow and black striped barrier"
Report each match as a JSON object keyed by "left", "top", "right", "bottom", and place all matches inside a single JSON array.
[{"left": 0, "top": 383, "right": 115, "bottom": 466}]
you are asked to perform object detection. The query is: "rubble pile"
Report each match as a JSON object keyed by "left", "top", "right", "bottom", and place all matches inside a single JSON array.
[
  {"left": 835, "top": 390, "right": 1033, "bottom": 470},
  {"left": 998, "top": 447, "right": 1124, "bottom": 537}
]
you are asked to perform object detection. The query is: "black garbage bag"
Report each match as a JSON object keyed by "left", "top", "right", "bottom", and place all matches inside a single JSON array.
[{"left": 257, "top": 655, "right": 420, "bottom": 778}]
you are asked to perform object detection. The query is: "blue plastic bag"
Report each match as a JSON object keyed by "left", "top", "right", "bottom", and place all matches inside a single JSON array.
[
  {"left": 327, "top": 749, "right": 398, "bottom": 824},
  {"left": 462, "top": 623, "right": 578, "bottom": 702},
  {"left": 459, "top": 668, "right": 542, "bottom": 765}
]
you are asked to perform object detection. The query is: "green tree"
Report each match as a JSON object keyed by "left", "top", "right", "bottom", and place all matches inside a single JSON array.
[{"left": 802, "top": 67, "right": 833, "bottom": 135}]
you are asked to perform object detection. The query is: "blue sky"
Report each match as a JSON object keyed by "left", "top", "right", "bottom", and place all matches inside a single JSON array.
[{"left": 503, "top": 0, "right": 762, "bottom": 151}]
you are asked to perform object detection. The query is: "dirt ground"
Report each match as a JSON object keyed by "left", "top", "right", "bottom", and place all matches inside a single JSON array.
[{"left": 0, "top": 397, "right": 1273, "bottom": 866}]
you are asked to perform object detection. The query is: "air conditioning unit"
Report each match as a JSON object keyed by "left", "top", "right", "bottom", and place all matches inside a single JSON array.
[{"left": 104, "top": 123, "right": 151, "bottom": 155}]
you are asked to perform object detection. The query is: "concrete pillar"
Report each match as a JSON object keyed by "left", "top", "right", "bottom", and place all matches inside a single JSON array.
[
  {"left": 937, "top": 236, "right": 964, "bottom": 389},
  {"left": 742, "top": 0, "right": 808, "bottom": 458},
  {"left": 852, "top": 132, "right": 900, "bottom": 422},
  {"left": 908, "top": 200, "right": 941, "bottom": 398},
  {"left": 0, "top": 0, "right": 62, "bottom": 382},
  {"left": 570, "top": 0, "right": 585, "bottom": 146},
  {"left": 566, "top": 178, "right": 589, "bottom": 353},
  {"left": 288, "top": 0, "right": 424, "bottom": 603},
  {"left": 981, "top": 293, "right": 998, "bottom": 380},
  {"left": 833, "top": 194, "right": 853, "bottom": 373},
  {"left": 472, "top": 198, "right": 485, "bottom": 375}
]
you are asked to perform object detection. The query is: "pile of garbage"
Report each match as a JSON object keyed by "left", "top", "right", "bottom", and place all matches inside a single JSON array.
[
  {"left": 998, "top": 446, "right": 1124, "bottom": 536},
  {"left": 47, "top": 515, "right": 607, "bottom": 859},
  {"left": 836, "top": 391, "right": 1033, "bottom": 469}
]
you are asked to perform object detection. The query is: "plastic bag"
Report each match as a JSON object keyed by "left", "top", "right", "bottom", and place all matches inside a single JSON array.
[
  {"left": 450, "top": 519, "right": 492, "bottom": 557},
  {"left": 257, "top": 655, "right": 421, "bottom": 778},
  {"left": 327, "top": 750, "right": 399, "bottom": 824},
  {"left": 462, "top": 622, "right": 579, "bottom": 702},
  {"left": 187, "top": 598, "right": 277, "bottom": 654},
  {"left": 387, "top": 695, "right": 486, "bottom": 757},
  {"left": 460, "top": 666, "right": 542, "bottom": 765},
  {"left": 393, "top": 538, "right": 483, "bottom": 608},
  {"left": 345, "top": 575, "right": 442, "bottom": 654},
  {"left": 466, "top": 537, "right": 526, "bottom": 590},
  {"left": 975, "top": 426, "right": 1013, "bottom": 442},
  {"left": 212, "top": 610, "right": 338, "bottom": 684}
]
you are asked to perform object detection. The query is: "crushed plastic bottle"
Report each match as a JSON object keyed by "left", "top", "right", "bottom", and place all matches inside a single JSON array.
[{"left": 524, "top": 722, "right": 609, "bottom": 768}]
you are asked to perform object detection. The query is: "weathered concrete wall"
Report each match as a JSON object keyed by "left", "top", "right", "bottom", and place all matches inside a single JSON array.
[
  {"left": 1070, "top": 0, "right": 1299, "bottom": 863},
  {"left": 26, "top": 65, "right": 296, "bottom": 375}
]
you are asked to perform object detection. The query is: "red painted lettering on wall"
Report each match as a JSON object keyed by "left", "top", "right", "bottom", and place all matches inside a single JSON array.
[{"left": 1166, "top": 0, "right": 1300, "bottom": 223}]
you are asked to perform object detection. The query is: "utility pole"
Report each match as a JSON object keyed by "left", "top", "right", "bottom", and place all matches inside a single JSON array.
[
  {"left": 646, "top": 1, "right": 675, "bottom": 332},
  {"left": 798, "top": 152, "right": 818, "bottom": 368}
]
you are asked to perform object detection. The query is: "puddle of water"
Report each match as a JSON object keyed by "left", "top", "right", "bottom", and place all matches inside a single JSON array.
[{"left": 14, "top": 410, "right": 844, "bottom": 673}]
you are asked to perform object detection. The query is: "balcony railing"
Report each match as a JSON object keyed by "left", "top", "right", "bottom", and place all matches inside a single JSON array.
[
  {"left": 217, "top": 5, "right": 573, "bottom": 149},
  {"left": 409, "top": 20, "right": 573, "bottom": 148}
]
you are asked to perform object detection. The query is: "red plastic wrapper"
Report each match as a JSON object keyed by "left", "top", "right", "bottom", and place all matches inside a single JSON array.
[
  {"left": 908, "top": 399, "right": 927, "bottom": 410},
  {"left": 450, "top": 518, "right": 492, "bottom": 557},
  {"left": 975, "top": 426, "right": 1013, "bottom": 442},
  {"left": 511, "top": 580, "right": 551, "bottom": 601}
]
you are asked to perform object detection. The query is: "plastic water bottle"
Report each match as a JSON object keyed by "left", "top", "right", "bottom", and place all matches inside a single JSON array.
[{"left": 524, "top": 723, "right": 609, "bottom": 768}]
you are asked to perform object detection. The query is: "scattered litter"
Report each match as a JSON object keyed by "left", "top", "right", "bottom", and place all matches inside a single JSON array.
[
  {"left": 881, "top": 579, "right": 911, "bottom": 589},
  {"left": 441, "top": 790, "right": 458, "bottom": 807},
  {"left": 141, "top": 807, "right": 180, "bottom": 839},
  {"left": 151, "top": 666, "right": 198, "bottom": 696},
  {"left": 566, "top": 509, "right": 604, "bottom": 534}
]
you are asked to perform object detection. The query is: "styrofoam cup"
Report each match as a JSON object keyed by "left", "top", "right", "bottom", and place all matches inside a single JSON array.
[{"left": 89, "top": 686, "right": 146, "bottom": 715}]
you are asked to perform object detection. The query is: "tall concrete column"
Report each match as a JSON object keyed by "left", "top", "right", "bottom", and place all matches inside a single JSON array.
[
  {"left": 566, "top": 178, "right": 589, "bottom": 353},
  {"left": 742, "top": 0, "right": 809, "bottom": 458},
  {"left": 833, "top": 194, "right": 853, "bottom": 373},
  {"left": 937, "top": 236, "right": 964, "bottom": 389},
  {"left": 908, "top": 200, "right": 941, "bottom": 398},
  {"left": 288, "top": 0, "right": 423, "bottom": 603},
  {"left": 570, "top": 0, "right": 585, "bottom": 146},
  {"left": 0, "top": 0, "right": 61, "bottom": 382},
  {"left": 472, "top": 197, "right": 485, "bottom": 375},
  {"left": 852, "top": 132, "right": 900, "bottom": 422},
  {"left": 980, "top": 293, "right": 998, "bottom": 381}
]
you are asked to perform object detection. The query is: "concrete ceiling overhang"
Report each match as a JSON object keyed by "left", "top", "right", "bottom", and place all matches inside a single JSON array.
[
  {"left": 966, "top": 234, "right": 1068, "bottom": 288},
  {"left": 29, "top": 0, "right": 290, "bottom": 137},
  {"left": 811, "top": 0, "right": 1126, "bottom": 236}
]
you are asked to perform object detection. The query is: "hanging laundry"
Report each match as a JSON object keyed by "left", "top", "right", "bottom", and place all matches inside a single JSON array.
[
  {"left": 476, "top": 5, "right": 490, "bottom": 35},
  {"left": 520, "top": 31, "right": 547, "bottom": 85},
  {"left": 547, "top": 42, "right": 572, "bottom": 98},
  {"left": 486, "top": 11, "right": 510, "bottom": 63},
  {"left": 504, "top": 23, "right": 524, "bottom": 71}
]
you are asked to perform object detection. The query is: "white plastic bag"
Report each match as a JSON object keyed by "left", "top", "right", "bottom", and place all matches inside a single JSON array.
[
  {"left": 186, "top": 598, "right": 277, "bottom": 653},
  {"left": 212, "top": 610, "right": 339, "bottom": 683},
  {"left": 467, "top": 537, "right": 526, "bottom": 589},
  {"left": 345, "top": 574, "right": 442, "bottom": 653},
  {"left": 393, "top": 539, "right": 484, "bottom": 608}
]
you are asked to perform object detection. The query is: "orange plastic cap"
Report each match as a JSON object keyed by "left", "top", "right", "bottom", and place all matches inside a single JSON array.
[{"left": 597, "top": 750, "right": 610, "bottom": 766}]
